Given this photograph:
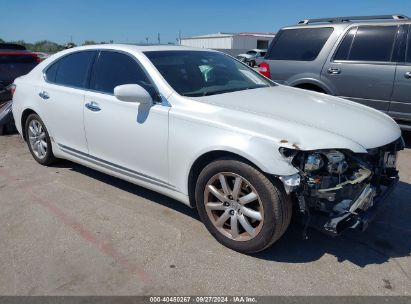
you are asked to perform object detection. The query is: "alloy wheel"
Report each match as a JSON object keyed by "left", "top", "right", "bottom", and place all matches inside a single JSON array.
[
  {"left": 204, "top": 172, "right": 264, "bottom": 241},
  {"left": 28, "top": 119, "right": 48, "bottom": 159}
]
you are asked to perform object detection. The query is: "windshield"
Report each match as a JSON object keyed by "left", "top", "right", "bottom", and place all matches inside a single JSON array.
[
  {"left": 144, "top": 51, "right": 274, "bottom": 97},
  {"left": 246, "top": 50, "right": 257, "bottom": 55}
]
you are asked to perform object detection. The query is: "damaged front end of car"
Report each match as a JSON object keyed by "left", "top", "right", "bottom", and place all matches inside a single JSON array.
[{"left": 278, "top": 137, "right": 404, "bottom": 237}]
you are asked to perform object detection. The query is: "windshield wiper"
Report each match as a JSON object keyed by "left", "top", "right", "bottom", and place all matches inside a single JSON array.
[{"left": 203, "top": 85, "right": 268, "bottom": 96}]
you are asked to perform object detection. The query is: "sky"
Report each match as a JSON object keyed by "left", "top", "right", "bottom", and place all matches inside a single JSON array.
[{"left": 2, "top": 0, "right": 411, "bottom": 45}]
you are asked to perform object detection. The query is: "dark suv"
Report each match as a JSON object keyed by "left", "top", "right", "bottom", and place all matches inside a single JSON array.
[
  {"left": 260, "top": 15, "right": 411, "bottom": 130},
  {"left": 0, "top": 43, "right": 40, "bottom": 134},
  {"left": 0, "top": 43, "right": 41, "bottom": 103}
]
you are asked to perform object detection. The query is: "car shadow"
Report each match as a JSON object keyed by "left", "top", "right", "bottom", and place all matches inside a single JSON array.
[
  {"left": 54, "top": 160, "right": 200, "bottom": 221},
  {"left": 53, "top": 160, "right": 411, "bottom": 268}
]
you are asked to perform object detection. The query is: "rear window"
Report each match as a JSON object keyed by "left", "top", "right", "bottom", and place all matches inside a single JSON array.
[
  {"left": 0, "top": 53, "right": 38, "bottom": 64},
  {"left": 334, "top": 26, "right": 398, "bottom": 62},
  {"left": 266, "top": 27, "right": 333, "bottom": 61},
  {"left": 0, "top": 52, "right": 39, "bottom": 82},
  {"left": 0, "top": 43, "right": 26, "bottom": 50}
]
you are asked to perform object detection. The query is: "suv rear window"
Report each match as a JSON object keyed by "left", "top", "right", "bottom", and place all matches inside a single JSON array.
[
  {"left": 334, "top": 26, "right": 398, "bottom": 62},
  {"left": 0, "top": 53, "right": 38, "bottom": 64},
  {"left": 266, "top": 27, "right": 333, "bottom": 61}
]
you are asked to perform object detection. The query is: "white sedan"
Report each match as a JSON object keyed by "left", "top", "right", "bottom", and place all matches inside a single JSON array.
[{"left": 12, "top": 45, "right": 403, "bottom": 253}]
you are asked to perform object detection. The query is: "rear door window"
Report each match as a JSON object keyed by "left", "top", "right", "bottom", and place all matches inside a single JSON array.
[
  {"left": 266, "top": 27, "right": 333, "bottom": 61},
  {"left": 90, "top": 51, "right": 155, "bottom": 96},
  {"left": 51, "top": 51, "right": 95, "bottom": 88},
  {"left": 334, "top": 26, "right": 398, "bottom": 62},
  {"left": 334, "top": 27, "right": 357, "bottom": 61},
  {"left": 45, "top": 61, "right": 59, "bottom": 82}
]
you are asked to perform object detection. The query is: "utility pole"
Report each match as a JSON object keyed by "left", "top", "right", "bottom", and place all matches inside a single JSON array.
[
  {"left": 178, "top": 29, "right": 181, "bottom": 45},
  {"left": 146, "top": 37, "right": 149, "bottom": 45},
  {"left": 157, "top": 33, "right": 160, "bottom": 44}
]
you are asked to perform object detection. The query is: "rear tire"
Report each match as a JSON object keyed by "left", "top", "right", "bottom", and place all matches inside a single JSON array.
[
  {"left": 25, "top": 114, "right": 56, "bottom": 165},
  {"left": 195, "top": 159, "right": 292, "bottom": 253}
]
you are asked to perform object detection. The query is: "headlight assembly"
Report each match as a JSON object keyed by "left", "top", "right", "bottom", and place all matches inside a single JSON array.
[
  {"left": 304, "top": 153, "right": 324, "bottom": 172},
  {"left": 279, "top": 147, "right": 349, "bottom": 175}
]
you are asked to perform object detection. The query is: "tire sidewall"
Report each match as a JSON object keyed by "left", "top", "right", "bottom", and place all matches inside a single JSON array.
[
  {"left": 25, "top": 114, "right": 54, "bottom": 165},
  {"left": 195, "top": 159, "right": 283, "bottom": 253}
]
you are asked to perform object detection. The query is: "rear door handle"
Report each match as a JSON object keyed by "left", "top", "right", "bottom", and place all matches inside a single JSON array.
[
  {"left": 85, "top": 101, "right": 101, "bottom": 112},
  {"left": 328, "top": 68, "right": 341, "bottom": 75},
  {"left": 405, "top": 72, "right": 411, "bottom": 79},
  {"left": 38, "top": 91, "right": 50, "bottom": 100}
]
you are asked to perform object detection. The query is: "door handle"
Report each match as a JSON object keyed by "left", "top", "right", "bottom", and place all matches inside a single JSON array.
[
  {"left": 328, "top": 68, "right": 341, "bottom": 75},
  {"left": 38, "top": 91, "right": 50, "bottom": 100},
  {"left": 405, "top": 72, "right": 411, "bottom": 79},
  {"left": 85, "top": 101, "right": 101, "bottom": 112}
]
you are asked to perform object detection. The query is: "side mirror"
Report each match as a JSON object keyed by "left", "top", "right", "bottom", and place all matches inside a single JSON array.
[{"left": 114, "top": 84, "right": 152, "bottom": 105}]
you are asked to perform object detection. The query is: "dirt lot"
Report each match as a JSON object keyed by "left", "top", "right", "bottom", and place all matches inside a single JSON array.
[{"left": 0, "top": 132, "right": 410, "bottom": 296}]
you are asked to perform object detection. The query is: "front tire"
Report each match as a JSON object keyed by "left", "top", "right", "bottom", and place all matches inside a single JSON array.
[
  {"left": 25, "top": 113, "right": 56, "bottom": 165},
  {"left": 195, "top": 159, "right": 292, "bottom": 253}
]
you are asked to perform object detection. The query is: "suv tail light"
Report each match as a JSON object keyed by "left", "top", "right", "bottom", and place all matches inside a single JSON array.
[{"left": 259, "top": 62, "right": 271, "bottom": 78}]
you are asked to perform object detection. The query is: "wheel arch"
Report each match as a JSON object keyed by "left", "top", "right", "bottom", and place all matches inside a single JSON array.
[
  {"left": 289, "top": 78, "right": 333, "bottom": 95},
  {"left": 21, "top": 108, "right": 38, "bottom": 141},
  {"left": 187, "top": 150, "right": 266, "bottom": 208}
]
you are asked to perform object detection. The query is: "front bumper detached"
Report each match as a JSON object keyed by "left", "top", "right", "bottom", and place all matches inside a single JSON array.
[{"left": 309, "top": 176, "right": 399, "bottom": 236}]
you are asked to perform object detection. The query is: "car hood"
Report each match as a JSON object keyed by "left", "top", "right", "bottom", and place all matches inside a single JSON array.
[{"left": 191, "top": 85, "right": 401, "bottom": 152}]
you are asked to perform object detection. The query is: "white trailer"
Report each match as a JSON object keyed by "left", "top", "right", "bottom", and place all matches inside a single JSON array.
[{"left": 180, "top": 32, "right": 275, "bottom": 56}]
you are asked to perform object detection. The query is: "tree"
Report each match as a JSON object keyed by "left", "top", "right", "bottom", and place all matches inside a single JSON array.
[
  {"left": 0, "top": 38, "right": 4, "bottom": 43},
  {"left": 82, "top": 40, "right": 96, "bottom": 45}
]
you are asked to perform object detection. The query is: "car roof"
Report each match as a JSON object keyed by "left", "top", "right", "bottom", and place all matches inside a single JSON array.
[
  {"left": 282, "top": 15, "right": 410, "bottom": 30},
  {"left": 62, "top": 44, "right": 217, "bottom": 54}
]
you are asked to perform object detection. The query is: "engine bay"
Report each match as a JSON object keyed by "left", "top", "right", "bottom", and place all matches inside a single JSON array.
[{"left": 278, "top": 137, "right": 404, "bottom": 235}]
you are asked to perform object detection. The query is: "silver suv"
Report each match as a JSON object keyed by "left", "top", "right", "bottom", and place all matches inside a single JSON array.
[{"left": 260, "top": 15, "right": 411, "bottom": 130}]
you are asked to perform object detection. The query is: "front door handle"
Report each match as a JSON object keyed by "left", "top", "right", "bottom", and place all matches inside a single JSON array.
[
  {"left": 405, "top": 72, "right": 411, "bottom": 79},
  {"left": 85, "top": 101, "right": 101, "bottom": 112},
  {"left": 38, "top": 91, "right": 50, "bottom": 100},
  {"left": 328, "top": 68, "right": 341, "bottom": 75}
]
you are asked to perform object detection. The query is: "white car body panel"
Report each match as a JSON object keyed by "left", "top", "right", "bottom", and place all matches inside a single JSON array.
[
  {"left": 11, "top": 44, "right": 401, "bottom": 208},
  {"left": 36, "top": 83, "right": 88, "bottom": 153},
  {"left": 82, "top": 90, "right": 170, "bottom": 186}
]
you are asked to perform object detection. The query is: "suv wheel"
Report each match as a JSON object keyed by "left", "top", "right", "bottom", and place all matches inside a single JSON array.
[
  {"left": 195, "top": 159, "right": 292, "bottom": 253},
  {"left": 25, "top": 114, "right": 56, "bottom": 165}
]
